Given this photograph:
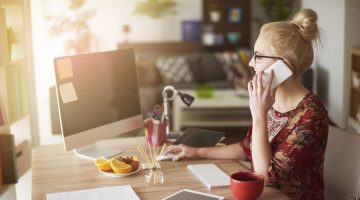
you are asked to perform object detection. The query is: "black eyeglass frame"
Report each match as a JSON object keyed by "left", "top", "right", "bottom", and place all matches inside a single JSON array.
[{"left": 251, "top": 53, "right": 285, "bottom": 65}]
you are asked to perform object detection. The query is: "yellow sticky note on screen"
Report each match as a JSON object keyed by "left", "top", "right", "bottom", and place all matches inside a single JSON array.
[
  {"left": 59, "top": 82, "right": 78, "bottom": 104},
  {"left": 56, "top": 58, "right": 73, "bottom": 79}
]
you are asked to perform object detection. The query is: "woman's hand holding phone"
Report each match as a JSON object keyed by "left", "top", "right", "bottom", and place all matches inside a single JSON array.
[
  {"left": 248, "top": 71, "right": 276, "bottom": 120},
  {"left": 248, "top": 60, "right": 293, "bottom": 119}
]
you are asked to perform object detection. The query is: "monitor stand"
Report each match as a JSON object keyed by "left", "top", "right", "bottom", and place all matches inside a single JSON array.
[{"left": 73, "top": 144, "right": 123, "bottom": 160}]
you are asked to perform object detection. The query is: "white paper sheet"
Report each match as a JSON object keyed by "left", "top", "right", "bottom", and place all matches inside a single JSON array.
[
  {"left": 46, "top": 185, "right": 140, "bottom": 200},
  {"left": 59, "top": 82, "right": 78, "bottom": 104}
]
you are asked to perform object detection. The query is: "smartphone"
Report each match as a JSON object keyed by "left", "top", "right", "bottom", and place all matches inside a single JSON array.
[{"left": 262, "top": 60, "right": 293, "bottom": 89}]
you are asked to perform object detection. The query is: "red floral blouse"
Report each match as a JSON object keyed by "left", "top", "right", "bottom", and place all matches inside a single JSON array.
[{"left": 240, "top": 92, "right": 329, "bottom": 200}]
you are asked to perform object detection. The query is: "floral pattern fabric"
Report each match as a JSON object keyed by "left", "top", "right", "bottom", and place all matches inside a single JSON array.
[{"left": 240, "top": 92, "right": 329, "bottom": 200}]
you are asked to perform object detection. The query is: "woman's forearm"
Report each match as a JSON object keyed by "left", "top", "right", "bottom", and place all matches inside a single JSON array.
[
  {"left": 196, "top": 143, "right": 246, "bottom": 160},
  {"left": 251, "top": 118, "right": 272, "bottom": 181}
]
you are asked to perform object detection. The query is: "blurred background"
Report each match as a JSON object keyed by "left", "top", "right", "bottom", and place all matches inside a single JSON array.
[{"left": 0, "top": 0, "right": 360, "bottom": 199}]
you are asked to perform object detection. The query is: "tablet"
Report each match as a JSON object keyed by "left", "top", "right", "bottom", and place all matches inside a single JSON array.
[
  {"left": 173, "top": 128, "right": 225, "bottom": 147},
  {"left": 162, "top": 189, "right": 224, "bottom": 200}
]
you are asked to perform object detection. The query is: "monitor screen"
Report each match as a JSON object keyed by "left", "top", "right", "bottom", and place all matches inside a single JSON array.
[{"left": 54, "top": 49, "right": 143, "bottom": 157}]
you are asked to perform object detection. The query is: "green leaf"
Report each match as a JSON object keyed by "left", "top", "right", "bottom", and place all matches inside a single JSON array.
[{"left": 133, "top": 0, "right": 177, "bottom": 18}]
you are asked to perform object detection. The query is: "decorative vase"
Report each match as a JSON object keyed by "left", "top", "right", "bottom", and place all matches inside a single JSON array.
[{"left": 145, "top": 167, "right": 164, "bottom": 186}]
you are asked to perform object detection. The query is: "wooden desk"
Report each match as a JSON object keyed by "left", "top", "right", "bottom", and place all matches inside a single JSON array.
[{"left": 32, "top": 137, "right": 290, "bottom": 200}]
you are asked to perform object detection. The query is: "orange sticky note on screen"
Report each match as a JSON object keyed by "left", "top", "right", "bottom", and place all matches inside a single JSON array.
[{"left": 56, "top": 58, "right": 73, "bottom": 79}]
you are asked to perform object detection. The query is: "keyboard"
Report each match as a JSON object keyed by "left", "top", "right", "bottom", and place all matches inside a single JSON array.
[{"left": 187, "top": 164, "right": 230, "bottom": 189}]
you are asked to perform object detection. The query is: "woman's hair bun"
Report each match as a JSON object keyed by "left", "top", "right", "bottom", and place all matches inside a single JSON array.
[{"left": 290, "top": 8, "right": 320, "bottom": 43}]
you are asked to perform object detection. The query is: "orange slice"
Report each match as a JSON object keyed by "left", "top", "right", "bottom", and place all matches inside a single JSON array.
[
  {"left": 110, "top": 158, "right": 133, "bottom": 174},
  {"left": 95, "top": 156, "right": 112, "bottom": 171}
]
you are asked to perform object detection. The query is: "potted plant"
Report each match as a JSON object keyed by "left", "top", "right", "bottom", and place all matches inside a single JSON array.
[
  {"left": 45, "top": 0, "right": 96, "bottom": 54},
  {"left": 260, "top": 0, "right": 295, "bottom": 22},
  {"left": 133, "top": 0, "right": 177, "bottom": 18}
]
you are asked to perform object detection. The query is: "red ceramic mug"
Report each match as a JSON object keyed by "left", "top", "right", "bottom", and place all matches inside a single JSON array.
[{"left": 230, "top": 171, "right": 265, "bottom": 200}]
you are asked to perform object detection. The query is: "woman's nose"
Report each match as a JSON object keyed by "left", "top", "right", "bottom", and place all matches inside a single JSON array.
[{"left": 248, "top": 55, "right": 255, "bottom": 68}]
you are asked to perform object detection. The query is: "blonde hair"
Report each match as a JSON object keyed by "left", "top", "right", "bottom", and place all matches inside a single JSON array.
[{"left": 260, "top": 8, "right": 320, "bottom": 77}]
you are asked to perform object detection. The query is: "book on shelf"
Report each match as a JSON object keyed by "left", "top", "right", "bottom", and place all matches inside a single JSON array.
[{"left": 0, "top": 134, "right": 18, "bottom": 184}]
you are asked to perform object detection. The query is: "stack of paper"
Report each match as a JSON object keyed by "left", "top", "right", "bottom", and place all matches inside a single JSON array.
[{"left": 46, "top": 185, "right": 140, "bottom": 200}]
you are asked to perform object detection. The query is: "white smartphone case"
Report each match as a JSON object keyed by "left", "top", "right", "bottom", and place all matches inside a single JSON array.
[{"left": 263, "top": 60, "right": 293, "bottom": 89}]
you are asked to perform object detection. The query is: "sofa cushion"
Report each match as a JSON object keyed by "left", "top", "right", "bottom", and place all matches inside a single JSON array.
[
  {"left": 156, "top": 56, "right": 195, "bottom": 84},
  {"left": 136, "top": 59, "right": 162, "bottom": 87},
  {"left": 186, "top": 53, "right": 203, "bottom": 83},
  {"left": 186, "top": 53, "right": 227, "bottom": 84},
  {"left": 200, "top": 53, "right": 227, "bottom": 83},
  {"left": 215, "top": 51, "right": 252, "bottom": 88}
]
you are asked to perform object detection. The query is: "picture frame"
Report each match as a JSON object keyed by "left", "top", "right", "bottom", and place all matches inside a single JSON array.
[{"left": 228, "top": 7, "right": 242, "bottom": 23}]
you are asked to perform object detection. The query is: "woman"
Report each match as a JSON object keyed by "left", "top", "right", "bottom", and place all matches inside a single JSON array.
[{"left": 164, "top": 8, "right": 329, "bottom": 200}]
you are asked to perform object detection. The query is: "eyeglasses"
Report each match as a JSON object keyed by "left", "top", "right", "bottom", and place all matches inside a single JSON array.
[{"left": 251, "top": 52, "right": 284, "bottom": 65}]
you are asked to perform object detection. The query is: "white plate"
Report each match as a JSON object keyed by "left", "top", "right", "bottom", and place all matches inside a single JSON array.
[{"left": 99, "top": 166, "right": 142, "bottom": 177}]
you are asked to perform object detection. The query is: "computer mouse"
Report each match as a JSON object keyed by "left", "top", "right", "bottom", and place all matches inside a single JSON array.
[{"left": 156, "top": 154, "right": 176, "bottom": 161}]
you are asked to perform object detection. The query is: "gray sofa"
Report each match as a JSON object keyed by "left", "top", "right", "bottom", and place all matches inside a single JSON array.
[
  {"left": 118, "top": 42, "right": 232, "bottom": 115},
  {"left": 119, "top": 42, "right": 314, "bottom": 117}
]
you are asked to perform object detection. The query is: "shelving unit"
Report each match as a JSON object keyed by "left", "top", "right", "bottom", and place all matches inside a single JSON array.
[
  {"left": 348, "top": 47, "right": 360, "bottom": 134},
  {"left": 0, "top": 184, "right": 16, "bottom": 200},
  {"left": 201, "top": 0, "right": 251, "bottom": 51},
  {"left": 0, "top": 1, "right": 29, "bottom": 123},
  {"left": 1, "top": 0, "right": 33, "bottom": 199}
]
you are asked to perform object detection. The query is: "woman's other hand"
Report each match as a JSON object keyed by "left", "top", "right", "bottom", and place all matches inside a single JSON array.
[
  {"left": 248, "top": 71, "right": 276, "bottom": 120},
  {"left": 163, "top": 144, "right": 198, "bottom": 161}
]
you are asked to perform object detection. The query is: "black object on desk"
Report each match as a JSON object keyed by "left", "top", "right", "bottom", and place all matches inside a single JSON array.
[
  {"left": 173, "top": 128, "right": 225, "bottom": 147},
  {"left": 162, "top": 189, "right": 224, "bottom": 200}
]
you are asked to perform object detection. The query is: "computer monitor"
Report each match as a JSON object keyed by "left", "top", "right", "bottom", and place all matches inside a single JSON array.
[{"left": 53, "top": 49, "right": 143, "bottom": 160}]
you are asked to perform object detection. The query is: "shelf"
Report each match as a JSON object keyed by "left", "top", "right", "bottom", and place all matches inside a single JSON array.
[
  {"left": 0, "top": 184, "right": 16, "bottom": 200},
  {"left": 351, "top": 87, "right": 360, "bottom": 93},
  {"left": 201, "top": 0, "right": 251, "bottom": 51},
  {"left": 348, "top": 117, "right": 360, "bottom": 134},
  {"left": 348, "top": 48, "right": 360, "bottom": 132},
  {"left": 350, "top": 48, "right": 360, "bottom": 71}
]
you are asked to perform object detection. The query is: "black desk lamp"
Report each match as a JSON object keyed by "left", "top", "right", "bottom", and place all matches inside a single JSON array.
[{"left": 161, "top": 85, "right": 194, "bottom": 137}]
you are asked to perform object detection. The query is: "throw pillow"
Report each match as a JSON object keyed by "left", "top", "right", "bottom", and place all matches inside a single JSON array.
[
  {"left": 186, "top": 53, "right": 204, "bottom": 84},
  {"left": 215, "top": 51, "right": 252, "bottom": 88},
  {"left": 156, "top": 56, "right": 195, "bottom": 84},
  {"left": 200, "top": 53, "right": 227, "bottom": 82}
]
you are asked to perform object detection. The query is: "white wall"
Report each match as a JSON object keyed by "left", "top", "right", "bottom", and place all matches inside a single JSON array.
[
  {"left": 302, "top": 0, "right": 360, "bottom": 128},
  {"left": 30, "top": 0, "right": 202, "bottom": 145}
]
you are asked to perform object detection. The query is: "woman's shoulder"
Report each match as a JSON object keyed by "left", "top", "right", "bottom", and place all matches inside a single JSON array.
[{"left": 300, "top": 92, "right": 328, "bottom": 120}]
